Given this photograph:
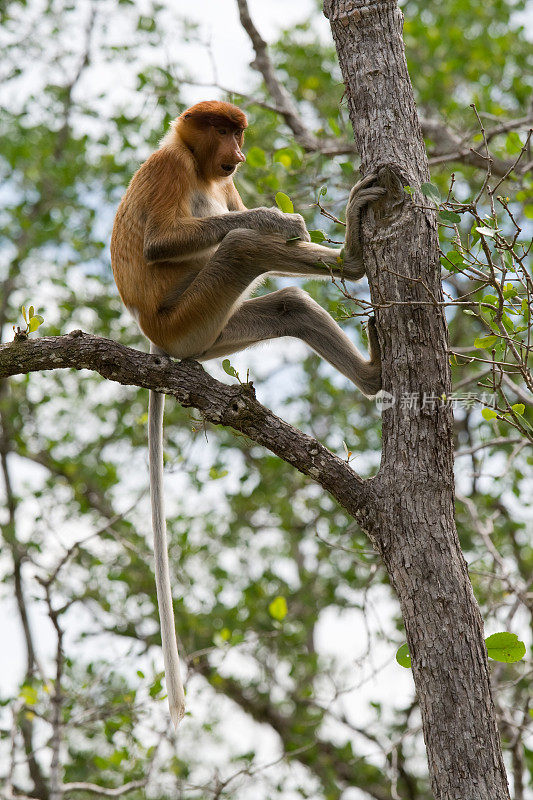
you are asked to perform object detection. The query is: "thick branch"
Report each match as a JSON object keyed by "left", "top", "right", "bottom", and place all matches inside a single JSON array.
[{"left": 0, "top": 332, "right": 377, "bottom": 528}]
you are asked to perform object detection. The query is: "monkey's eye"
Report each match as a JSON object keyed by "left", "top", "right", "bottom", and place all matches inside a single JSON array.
[{"left": 217, "top": 128, "right": 228, "bottom": 136}]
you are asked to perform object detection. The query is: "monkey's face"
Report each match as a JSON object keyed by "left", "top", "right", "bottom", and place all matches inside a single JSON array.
[{"left": 211, "top": 126, "right": 246, "bottom": 179}]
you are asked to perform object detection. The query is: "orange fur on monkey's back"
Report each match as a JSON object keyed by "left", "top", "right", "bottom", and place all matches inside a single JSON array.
[
  {"left": 110, "top": 142, "right": 241, "bottom": 341},
  {"left": 111, "top": 147, "right": 191, "bottom": 313},
  {"left": 114, "top": 152, "right": 204, "bottom": 335}
]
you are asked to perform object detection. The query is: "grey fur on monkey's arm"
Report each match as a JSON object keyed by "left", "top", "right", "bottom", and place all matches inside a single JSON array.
[{"left": 143, "top": 208, "right": 310, "bottom": 263}]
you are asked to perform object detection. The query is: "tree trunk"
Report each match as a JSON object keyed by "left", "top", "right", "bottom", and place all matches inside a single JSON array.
[{"left": 323, "top": 1, "right": 511, "bottom": 798}]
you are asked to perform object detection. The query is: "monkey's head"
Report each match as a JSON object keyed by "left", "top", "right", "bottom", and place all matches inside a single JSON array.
[{"left": 177, "top": 101, "right": 248, "bottom": 180}]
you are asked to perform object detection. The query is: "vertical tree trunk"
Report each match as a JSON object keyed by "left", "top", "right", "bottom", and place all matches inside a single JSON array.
[{"left": 323, "top": 1, "right": 511, "bottom": 798}]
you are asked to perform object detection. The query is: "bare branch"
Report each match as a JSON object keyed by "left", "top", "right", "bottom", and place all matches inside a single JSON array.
[
  {"left": 235, "top": 0, "right": 355, "bottom": 155},
  {"left": 63, "top": 779, "right": 147, "bottom": 797},
  {"left": 236, "top": 0, "right": 319, "bottom": 149},
  {"left": 455, "top": 437, "right": 522, "bottom": 457},
  {"left": 422, "top": 116, "right": 533, "bottom": 177}
]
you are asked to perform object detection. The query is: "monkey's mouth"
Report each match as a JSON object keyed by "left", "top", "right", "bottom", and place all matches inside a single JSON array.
[{"left": 221, "top": 164, "right": 236, "bottom": 174}]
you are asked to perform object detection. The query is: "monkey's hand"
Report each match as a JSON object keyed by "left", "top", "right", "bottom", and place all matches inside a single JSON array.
[
  {"left": 277, "top": 210, "right": 311, "bottom": 243},
  {"left": 250, "top": 207, "right": 311, "bottom": 242},
  {"left": 343, "top": 174, "right": 386, "bottom": 279}
]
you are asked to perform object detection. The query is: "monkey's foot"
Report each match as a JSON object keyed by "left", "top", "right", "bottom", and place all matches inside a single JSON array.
[{"left": 343, "top": 174, "right": 386, "bottom": 278}]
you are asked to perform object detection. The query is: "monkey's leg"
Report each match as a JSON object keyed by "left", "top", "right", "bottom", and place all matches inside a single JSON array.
[
  {"left": 213, "top": 222, "right": 382, "bottom": 283},
  {"left": 157, "top": 218, "right": 382, "bottom": 362},
  {"left": 156, "top": 229, "right": 266, "bottom": 357},
  {"left": 155, "top": 227, "right": 351, "bottom": 358},
  {"left": 199, "top": 287, "right": 382, "bottom": 396}
]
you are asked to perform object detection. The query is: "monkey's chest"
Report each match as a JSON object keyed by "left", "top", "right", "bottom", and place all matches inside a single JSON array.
[{"left": 190, "top": 191, "right": 228, "bottom": 218}]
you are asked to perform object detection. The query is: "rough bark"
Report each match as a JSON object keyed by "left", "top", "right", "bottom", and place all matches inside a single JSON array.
[{"left": 324, "top": 1, "right": 510, "bottom": 798}]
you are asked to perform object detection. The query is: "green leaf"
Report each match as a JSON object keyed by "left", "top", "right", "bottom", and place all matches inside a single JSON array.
[
  {"left": 275, "top": 192, "right": 294, "bottom": 213},
  {"left": 511, "top": 404, "right": 525, "bottom": 416},
  {"left": 475, "top": 226, "right": 495, "bottom": 238},
  {"left": 273, "top": 147, "right": 298, "bottom": 168},
  {"left": 19, "top": 685, "right": 38, "bottom": 705},
  {"left": 421, "top": 182, "right": 441, "bottom": 203},
  {"left": 28, "top": 305, "right": 34, "bottom": 318},
  {"left": 339, "top": 161, "right": 354, "bottom": 176},
  {"left": 485, "top": 632, "right": 526, "bottom": 663},
  {"left": 246, "top": 146, "right": 267, "bottom": 168},
  {"left": 439, "top": 209, "right": 461, "bottom": 223},
  {"left": 442, "top": 250, "right": 467, "bottom": 272},
  {"left": 505, "top": 131, "right": 523, "bottom": 155},
  {"left": 482, "top": 408, "right": 498, "bottom": 421},
  {"left": 221, "top": 359, "right": 237, "bottom": 378},
  {"left": 404, "top": 185, "right": 414, "bottom": 196},
  {"left": 275, "top": 153, "right": 292, "bottom": 169},
  {"left": 21, "top": 305, "right": 27, "bottom": 323},
  {"left": 149, "top": 675, "right": 163, "bottom": 698},
  {"left": 503, "top": 283, "right": 518, "bottom": 300},
  {"left": 501, "top": 312, "right": 515, "bottom": 334},
  {"left": 268, "top": 596, "right": 288, "bottom": 621},
  {"left": 395, "top": 643, "right": 412, "bottom": 668},
  {"left": 137, "top": 15, "right": 155, "bottom": 32},
  {"left": 28, "top": 315, "right": 44, "bottom": 332},
  {"left": 474, "top": 335, "right": 497, "bottom": 349},
  {"left": 328, "top": 116, "right": 342, "bottom": 137},
  {"left": 309, "top": 229, "right": 326, "bottom": 243},
  {"left": 209, "top": 466, "right": 229, "bottom": 480},
  {"left": 447, "top": 250, "right": 466, "bottom": 265}
]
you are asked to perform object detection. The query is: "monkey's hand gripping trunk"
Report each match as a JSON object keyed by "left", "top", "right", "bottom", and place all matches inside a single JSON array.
[{"left": 148, "top": 353, "right": 186, "bottom": 726}]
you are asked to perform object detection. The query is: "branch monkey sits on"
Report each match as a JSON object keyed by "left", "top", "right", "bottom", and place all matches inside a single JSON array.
[{"left": 111, "top": 100, "right": 385, "bottom": 724}]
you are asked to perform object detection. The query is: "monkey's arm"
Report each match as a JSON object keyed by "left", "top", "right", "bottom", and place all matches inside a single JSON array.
[
  {"left": 143, "top": 207, "right": 310, "bottom": 263},
  {"left": 215, "top": 173, "right": 386, "bottom": 280},
  {"left": 225, "top": 182, "right": 248, "bottom": 212}
]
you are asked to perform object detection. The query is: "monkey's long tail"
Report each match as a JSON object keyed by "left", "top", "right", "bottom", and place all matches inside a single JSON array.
[{"left": 148, "top": 357, "right": 186, "bottom": 727}]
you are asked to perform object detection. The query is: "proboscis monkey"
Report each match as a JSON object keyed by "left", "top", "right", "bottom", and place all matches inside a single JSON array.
[{"left": 111, "top": 100, "right": 385, "bottom": 725}]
